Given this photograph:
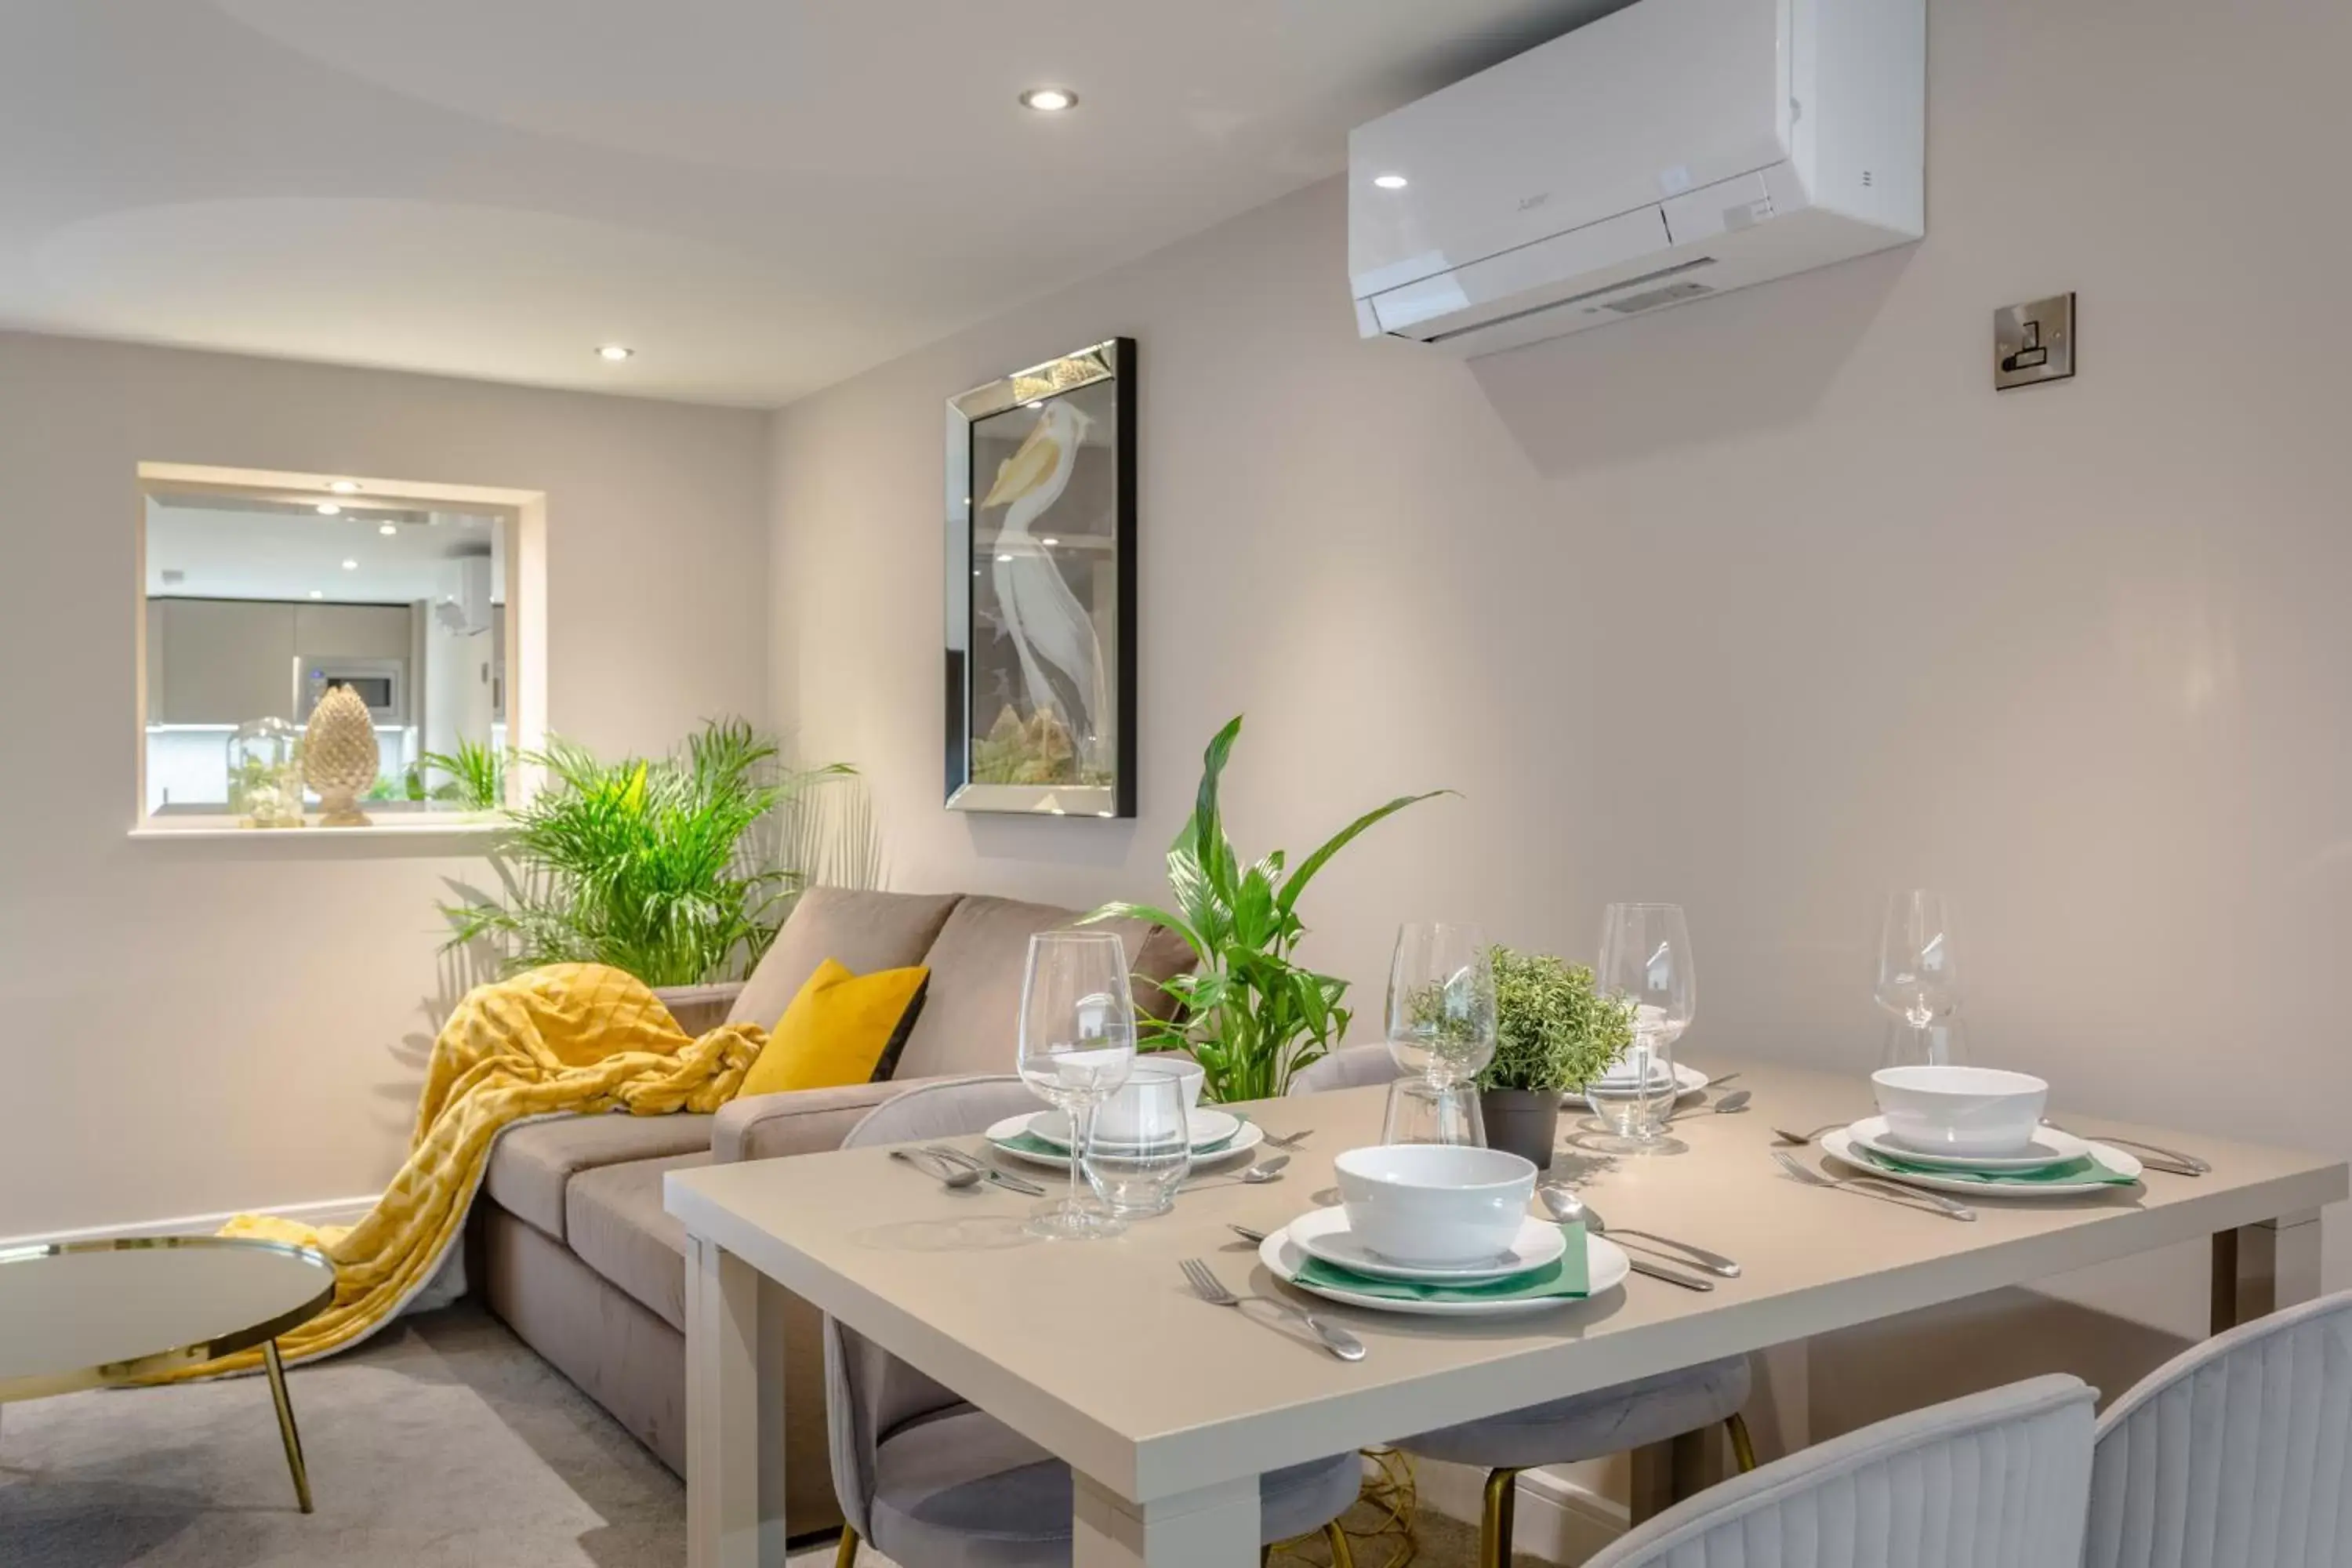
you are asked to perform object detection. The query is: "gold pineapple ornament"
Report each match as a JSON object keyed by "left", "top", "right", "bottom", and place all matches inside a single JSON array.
[{"left": 302, "top": 681, "right": 381, "bottom": 827}]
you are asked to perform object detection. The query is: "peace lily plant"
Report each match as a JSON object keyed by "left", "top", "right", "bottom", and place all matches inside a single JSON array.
[{"left": 1086, "top": 716, "right": 1448, "bottom": 1103}]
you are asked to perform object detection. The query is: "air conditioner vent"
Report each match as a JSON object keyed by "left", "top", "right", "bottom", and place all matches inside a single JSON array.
[{"left": 1603, "top": 279, "right": 1716, "bottom": 314}]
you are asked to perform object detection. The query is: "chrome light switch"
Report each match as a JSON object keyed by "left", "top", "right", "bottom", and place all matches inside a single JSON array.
[{"left": 1995, "top": 293, "right": 2075, "bottom": 390}]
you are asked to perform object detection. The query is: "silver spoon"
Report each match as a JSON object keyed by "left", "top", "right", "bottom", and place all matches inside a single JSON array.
[
  {"left": 890, "top": 1149, "right": 981, "bottom": 1189},
  {"left": 1537, "top": 1187, "right": 1742, "bottom": 1277},
  {"left": 1537, "top": 1188, "right": 1713, "bottom": 1291},
  {"left": 1181, "top": 1154, "right": 1290, "bottom": 1190},
  {"left": 1671, "top": 1088, "right": 1751, "bottom": 1123}
]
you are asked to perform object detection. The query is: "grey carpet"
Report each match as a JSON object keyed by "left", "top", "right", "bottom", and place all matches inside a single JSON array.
[{"left": 0, "top": 1301, "right": 1512, "bottom": 1566}]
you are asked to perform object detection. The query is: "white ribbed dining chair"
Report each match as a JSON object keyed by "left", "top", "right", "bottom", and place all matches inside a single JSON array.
[
  {"left": 2085, "top": 1288, "right": 2352, "bottom": 1568},
  {"left": 1287, "top": 1042, "right": 1759, "bottom": 1567},
  {"left": 824, "top": 1076, "right": 1365, "bottom": 1568},
  {"left": 1582, "top": 1374, "right": 2097, "bottom": 1568}
]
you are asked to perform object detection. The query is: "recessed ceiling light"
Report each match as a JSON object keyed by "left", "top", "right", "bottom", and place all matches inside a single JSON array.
[
  {"left": 996, "top": 552, "right": 1014, "bottom": 563},
  {"left": 1018, "top": 86, "right": 1077, "bottom": 113},
  {"left": 379, "top": 522, "right": 398, "bottom": 536},
  {"left": 341, "top": 559, "right": 358, "bottom": 571},
  {"left": 307, "top": 590, "right": 324, "bottom": 600},
  {"left": 315, "top": 502, "right": 341, "bottom": 516},
  {"left": 1024, "top": 400, "right": 1044, "bottom": 410},
  {"left": 596, "top": 343, "right": 634, "bottom": 361},
  {"left": 1041, "top": 536, "right": 1059, "bottom": 546},
  {"left": 328, "top": 479, "right": 360, "bottom": 494},
  {"left": 1373, "top": 172, "right": 1410, "bottom": 191}
]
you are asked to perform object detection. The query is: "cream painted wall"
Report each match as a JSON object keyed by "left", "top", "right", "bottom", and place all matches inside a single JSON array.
[
  {"left": 0, "top": 331, "right": 768, "bottom": 1236},
  {"left": 773, "top": 0, "right": 2352, "bottom": 1331}
]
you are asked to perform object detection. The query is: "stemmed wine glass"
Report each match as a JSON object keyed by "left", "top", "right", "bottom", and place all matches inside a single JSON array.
[
  {"left": 1015, "top": 930, "right": 1137, "bottom": 1240},
  {"left": 1384, "top": 923, "right": 1497, "bottom": 1089},
  {"left": 1591, "top": 902, "right": 1696, "bottom": 1149},
  {"left": 1875, "top": 891, "right": 1959, "bottom": 1065}
]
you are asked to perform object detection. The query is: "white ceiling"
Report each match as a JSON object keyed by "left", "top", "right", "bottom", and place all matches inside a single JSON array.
[
  {"left": 147, "top": 498, "right": 497, "bottom": 604},
  {"left": 0, "top": 1, "right": 1612, "bottom": 407}
]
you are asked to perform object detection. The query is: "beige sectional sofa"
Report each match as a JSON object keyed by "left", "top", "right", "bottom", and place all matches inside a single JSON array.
[{"left": 471, "top": 888, "right": 1190, "bottom": 1533}]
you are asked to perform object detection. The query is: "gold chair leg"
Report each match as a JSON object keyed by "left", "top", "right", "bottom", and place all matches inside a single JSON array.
[
  {"left": 1325, "top": 1518, "right": 1356, "bottom": 1567},
  {"left": 1725, "top": 1412, "right": 1759, "bottom": 1473},
  {"left": 261, "top": 1339, "right": 312, "bottom": 1514},
  {"left": 1481, "top": 1466, "right": 1522, "bottom": 1568},
  {"left": 834, "top": 1525, "right": 859, "bottom": 1566}
]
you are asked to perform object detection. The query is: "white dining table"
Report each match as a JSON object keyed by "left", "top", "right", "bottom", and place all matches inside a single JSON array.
[{"left": 663, "top": 1059, "right": 2347, "bottom": 1567}]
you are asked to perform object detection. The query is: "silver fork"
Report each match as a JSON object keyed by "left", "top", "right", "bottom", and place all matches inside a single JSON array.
[
  {"left": 1178, "top": 1258, "right": 1366, "bottom": 1361},
  {"left": 918, "top": 1145, "right": 1048, "bottom": 1196},
  {"left": 1773, "top": 1151, "right": 1976, "bottom": 1221}
]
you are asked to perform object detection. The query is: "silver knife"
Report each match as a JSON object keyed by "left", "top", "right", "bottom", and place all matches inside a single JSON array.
[{"left": 1627, "top": 1256, "right": 1714, "bottom": 1292}]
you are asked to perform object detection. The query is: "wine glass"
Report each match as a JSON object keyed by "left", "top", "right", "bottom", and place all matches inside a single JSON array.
[
  {"left": 1591, "top": 903, "right": 1696, "bottom": 1148},
  {"left": 1876, "top": 890, "right": 1958, "bottom": 1065},
  {"left": 1015, "top": 930, "right": 1137, "bottom": 1240},
  {"left": 1385, "top": 923, "right": 1497, "bottom": 1088}
]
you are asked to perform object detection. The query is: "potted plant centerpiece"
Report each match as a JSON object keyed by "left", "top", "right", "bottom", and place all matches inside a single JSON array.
[{"left": 1476, "top": 946, "right": 1636, "bottom": 1169}]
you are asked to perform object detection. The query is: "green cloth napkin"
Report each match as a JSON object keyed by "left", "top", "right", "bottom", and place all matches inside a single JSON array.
[
  {"left": 988, "top": 1120, "right": 1243, "bottom": 1161},
  {"left": 1849, "top": 1145, "right": 2140, "bottom": 1187},
  {"left": 1290, "top": 1223, "right": 1590, "bottom": 1303}
]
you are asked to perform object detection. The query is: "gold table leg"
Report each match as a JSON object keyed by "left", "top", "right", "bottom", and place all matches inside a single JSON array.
[{"left": 261, "top": 1338, "right": 313, "bottom": 1514}]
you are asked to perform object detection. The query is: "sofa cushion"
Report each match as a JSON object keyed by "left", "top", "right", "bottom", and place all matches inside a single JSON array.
[
  {"left": 891, "top": 897, "right": 1196, "bottom": 1082},
  {"left": 728, "top": 888, "right": 964, "bottom": 1033},
  {"left": 736, "top": 959, "right": 930, "bottom": 1098},
  {"left": 565, "top": 1150, "right": 710, "bottom": 1332},
  {"left": 484, "top": 1112, "right": 715, "bottom": 1243}
]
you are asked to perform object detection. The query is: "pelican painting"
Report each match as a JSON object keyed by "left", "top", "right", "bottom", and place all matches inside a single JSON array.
[
  {"left": 946, "top": 336, "right": 1135, "bottom": 818},
  {"left": 979, "top": 397, "right": 1109, "bottom": 774}
]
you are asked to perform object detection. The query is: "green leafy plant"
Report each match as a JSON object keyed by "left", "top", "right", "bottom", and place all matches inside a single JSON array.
[
  {"left": 418, "top": 738, "right": 507, "bottom": 810},
  {"left": 1479, "top": 946, "right": 1635, "bottom": 1094},
  {"left": 1085, "top": 716, "right": 1447, "bottom": 1102},
  {"left": 440, "top": 719, "right": 851, "bottom": 987}
]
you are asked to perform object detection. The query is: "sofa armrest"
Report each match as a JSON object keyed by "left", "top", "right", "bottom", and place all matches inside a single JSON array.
[{"left": 713, "top": 1079, "right": 912, "bottom": 1163}]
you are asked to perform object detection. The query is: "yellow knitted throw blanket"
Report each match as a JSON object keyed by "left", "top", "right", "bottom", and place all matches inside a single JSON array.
[{"left": 161, "top": 963, "right": 764, "bottom": 1379}]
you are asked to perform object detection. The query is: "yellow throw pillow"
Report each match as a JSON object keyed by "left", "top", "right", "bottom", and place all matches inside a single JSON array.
[{"left": 734, "top": 958, "right": 930, "bottom": 1099}]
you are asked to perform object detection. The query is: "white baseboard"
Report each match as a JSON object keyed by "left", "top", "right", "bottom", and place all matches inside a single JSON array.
[
  {"left": 1410, "top": 1454, "right": 1628, "bottom": 1566},
  {"left": 0, "top": 1193, "right": 379, "bottom": 1251}
]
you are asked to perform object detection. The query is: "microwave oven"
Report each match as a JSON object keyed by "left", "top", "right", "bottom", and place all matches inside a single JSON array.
[{"left": 295, "top": 656, "right": 407, "bottom": 725}]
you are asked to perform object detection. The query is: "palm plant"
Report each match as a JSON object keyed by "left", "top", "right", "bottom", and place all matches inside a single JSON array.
[
  {"left": 441, "top": 719, "right": 850, "bottom": 987},
  {"left": 417, "top": 738, "right": 506, "bottom": 810},
  {"left": 1086, "top": 716, "right": 1447, "bottom": 1102}
]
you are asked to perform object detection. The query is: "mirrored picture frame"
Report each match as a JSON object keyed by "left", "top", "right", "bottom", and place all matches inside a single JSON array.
[{"left": 944, "top": 337, "right": 1136, "bottom": 817}]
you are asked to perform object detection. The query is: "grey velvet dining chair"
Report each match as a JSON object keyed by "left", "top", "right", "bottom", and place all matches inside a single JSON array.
[
  {"left": 1287, "top": 1040, "right": 1759, "bottom": 1568},
  {"left": 2085, "top": 1288, "right": 2352, "bottom": 1568},
  {"left": 826, "top": 1075, "right": 1365, "bottom": 1568},
  {"left": 1581, "top": 1374, "right": 2098, "bottom": 1568}
]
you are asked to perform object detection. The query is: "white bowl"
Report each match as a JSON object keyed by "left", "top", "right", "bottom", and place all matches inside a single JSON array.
[
  {"left": 1092, "top": 1058, "right": 1206, "bottom": 1146},
  {"left": 1871, "top": 1065, "right": 2049, "bottom": 1158},
  {"left": 1332, "top": 1144, "right": 1537, "bottom": 1267}
]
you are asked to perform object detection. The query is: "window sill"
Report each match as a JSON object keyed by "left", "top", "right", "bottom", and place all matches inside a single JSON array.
[{"left": 129, "top": 815, "right": 505, "bottom": 842}]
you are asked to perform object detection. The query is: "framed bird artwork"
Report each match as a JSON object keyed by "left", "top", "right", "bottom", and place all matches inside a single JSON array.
[{"left": 944, "top": 337, "right": 1137, "bottom": 818}]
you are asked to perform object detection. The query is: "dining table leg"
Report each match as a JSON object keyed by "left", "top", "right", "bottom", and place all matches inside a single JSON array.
[
  {"left": 1072, "top": 1472, "right": 1258, "bottom": 1566},
  {"left": 686, "top": 1233, "right": 781, "bottom": 1568},
  {"left": 2211, "top": 1209, "right": 2323, "bottom": 1334}
]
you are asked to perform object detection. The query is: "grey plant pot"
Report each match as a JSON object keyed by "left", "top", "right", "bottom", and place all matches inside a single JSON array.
[{"left": 1479, "top": 1087, "right": 1559, "bottom": 1171}]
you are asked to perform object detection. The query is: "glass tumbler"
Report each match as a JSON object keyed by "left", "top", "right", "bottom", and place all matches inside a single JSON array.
[
  {"left": 1082, "top": 1075, "right": 1192, "bottom": 1218},
  {"left": 1380, "top": 1078, "right": 1488, "bottom": 1147}
]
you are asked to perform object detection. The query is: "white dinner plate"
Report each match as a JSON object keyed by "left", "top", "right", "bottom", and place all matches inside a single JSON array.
[
  {"left": 1844, "top": 1115, "right": 2089, "bottom": 1173},
  {"left": 1821, "top": 1128, "right": 2142, "bottom": 1196},
  {"left": 1284, "top": 1206, "right": 1568, "bottom": 1283},
  {"left": 1259, "top": 1224, "right": 1628, "bottom": 1317},
  {"left": 982, "top": 1114, "right": 1264, "bottom": 1170},
  {"left": 1566, "top": 1060, "right": 1708, "bottom": 1110},
  {"left": 1025, "top": 1107, "right": 1242, "bottom": 1152}
]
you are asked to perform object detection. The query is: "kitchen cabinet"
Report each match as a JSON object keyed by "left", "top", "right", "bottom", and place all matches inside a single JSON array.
[{"left": 150, "top": 599, "right": 417, "bottom": 725}]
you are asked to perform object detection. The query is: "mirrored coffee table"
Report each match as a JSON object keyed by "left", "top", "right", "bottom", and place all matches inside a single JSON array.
[{"left": 0, "top": 1235, "right": 336, "bottom": 1512}]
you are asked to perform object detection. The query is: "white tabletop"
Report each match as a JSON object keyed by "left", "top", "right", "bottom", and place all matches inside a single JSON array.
[{"left": 666, "top": 1058, "right": 2346, "bottom": 1508}]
